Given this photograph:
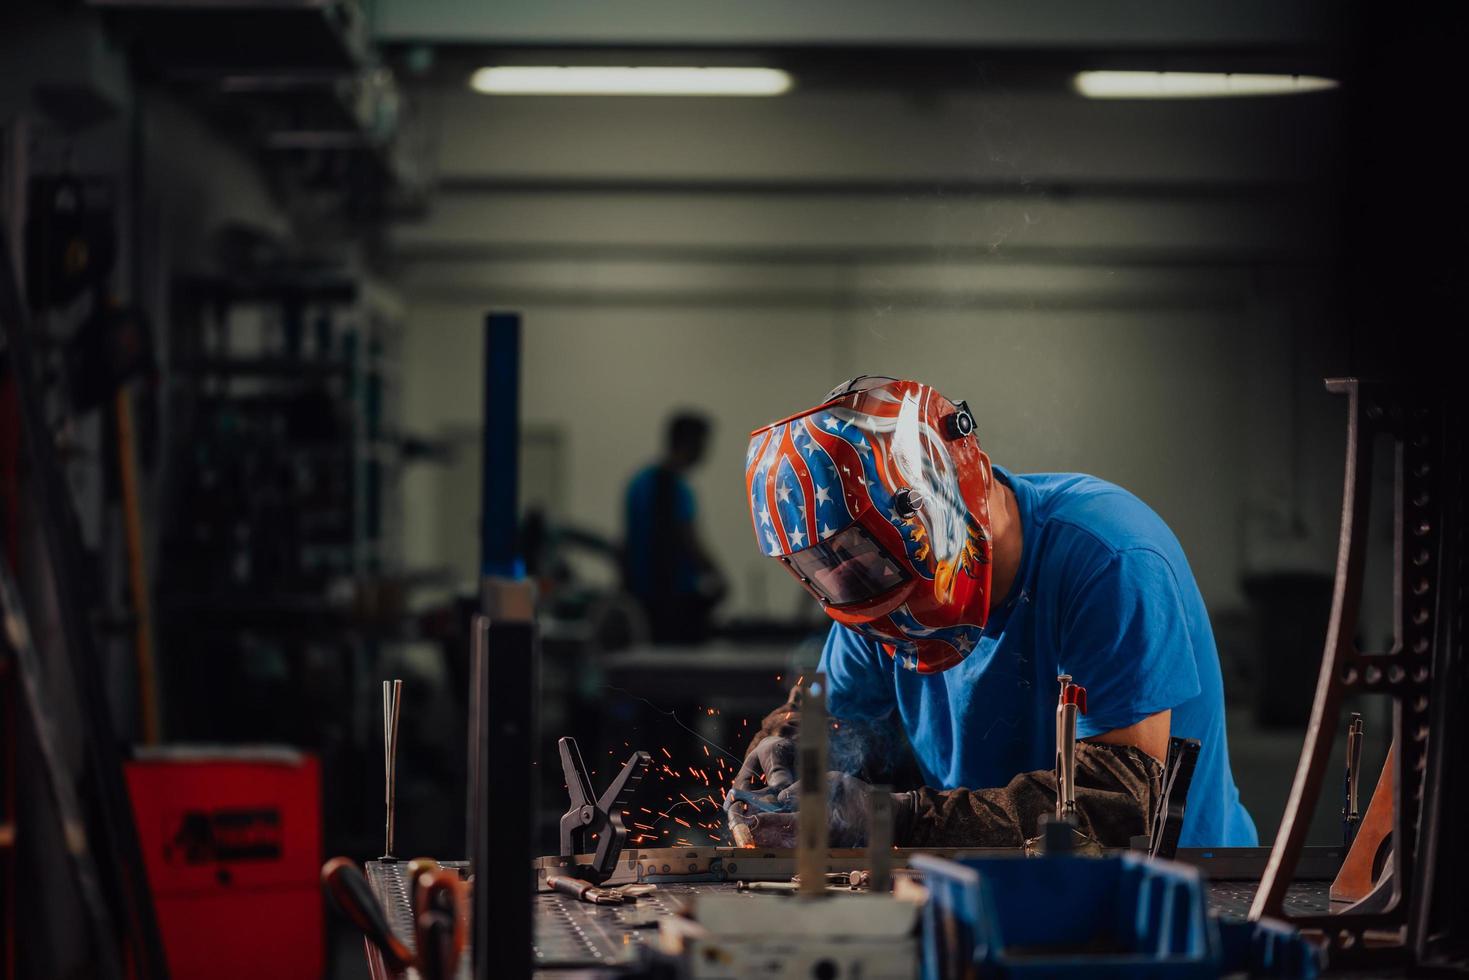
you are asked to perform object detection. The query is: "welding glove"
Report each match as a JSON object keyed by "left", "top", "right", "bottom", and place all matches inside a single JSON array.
[
  {"left": 749, "top": 742, "right": 1160, "bottom": 849},
  {"left": 743, "top": 772, "right": 912, "bottom": 848},
  {"left": 723, "top": 735, "right": 798, "bottom": 832},
  {"left": 724, "top": 686, "right": 803, "bottom": 833},
  {"left": 900, "top": 742, "right": 1161, "bottom": 848}
]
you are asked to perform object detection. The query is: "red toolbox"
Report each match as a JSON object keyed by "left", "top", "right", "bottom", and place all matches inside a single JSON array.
[{"left": 125, "top": 747, "right": 322, "bottom": 980}]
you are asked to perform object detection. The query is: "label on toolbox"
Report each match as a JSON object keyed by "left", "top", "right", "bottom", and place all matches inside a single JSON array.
[{"left": 163, "top": 806, "right": 284, "bottom": 865}]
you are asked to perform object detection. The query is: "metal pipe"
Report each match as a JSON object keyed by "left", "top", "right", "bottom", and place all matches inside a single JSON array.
[
  {"left": 797, "top": 673, "right": 829, "bottom": 898},
  {"left": 868, "top": 785, "right": 893, "bottom": 893}
]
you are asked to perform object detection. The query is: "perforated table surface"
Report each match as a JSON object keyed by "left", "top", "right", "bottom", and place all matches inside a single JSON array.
[{"left": 363, "top": 858, "right": 1334, "bottom": 976}]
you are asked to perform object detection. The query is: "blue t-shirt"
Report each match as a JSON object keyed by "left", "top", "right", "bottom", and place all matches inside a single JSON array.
[
  {"left": 624, "top": 464, "right": 699, "bottom": 597},
  {"left": 819, "top": 466, "right": 1257, "bottom": 847}
]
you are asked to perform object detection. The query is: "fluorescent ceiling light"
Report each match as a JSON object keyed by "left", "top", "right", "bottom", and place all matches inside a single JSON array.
[
  {"left": 469, "top": 66, "right": 792, "bottom": 96},
  {"left": 1074, "top": 71, "right": 1339, "bottom": 99}
]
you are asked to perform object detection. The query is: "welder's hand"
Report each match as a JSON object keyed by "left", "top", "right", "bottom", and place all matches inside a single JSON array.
[
  {"left": 724, "top": 734, "right": 798, "bottom": 834},
  {"left": 747, "top": 772, "right": 909, "bottom": 848}
]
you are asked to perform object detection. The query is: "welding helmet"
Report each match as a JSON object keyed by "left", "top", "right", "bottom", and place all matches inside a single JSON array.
[{"left": 745, "top": 376, "right": 994, "bottom": 673}]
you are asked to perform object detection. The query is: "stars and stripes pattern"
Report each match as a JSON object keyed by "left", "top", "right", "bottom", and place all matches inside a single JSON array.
[
  {"left": 747, "top": 407, "right": 944, "bottom": 588},
  {"left": 747, "top": 377, "right": 994, "bottom": 675},
  {"left": 747, "top": 410, "right": 906, "bottom": 559}
]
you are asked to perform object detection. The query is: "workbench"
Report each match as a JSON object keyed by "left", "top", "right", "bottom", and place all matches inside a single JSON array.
[{"left": 362, "top": 846, "right": 1341, "bottom": 977}]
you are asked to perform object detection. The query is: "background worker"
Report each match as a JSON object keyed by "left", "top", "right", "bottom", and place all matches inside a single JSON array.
[
  {"left": 623, "top": 411, "right": 727, "bottom": 644},
  {"left": 727, "top": 376, "right": 1257, "bottom": 849}
]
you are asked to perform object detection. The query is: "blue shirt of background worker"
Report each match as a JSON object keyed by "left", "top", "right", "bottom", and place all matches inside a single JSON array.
[
  {"left": 820, "top": 466, "right": 1258, "bottom": 848},
  {"left": 623, "top": 412, "right": 725, "bottom": 644}
]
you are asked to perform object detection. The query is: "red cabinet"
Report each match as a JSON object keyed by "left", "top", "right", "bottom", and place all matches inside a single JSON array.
[{"left": 125, "top": 749, "right": 322, "bottom": 980}]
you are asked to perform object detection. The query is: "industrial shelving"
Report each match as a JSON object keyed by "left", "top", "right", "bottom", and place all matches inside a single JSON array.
[{"left": 157, "top": 266, "right": 408, "bottom": 855}]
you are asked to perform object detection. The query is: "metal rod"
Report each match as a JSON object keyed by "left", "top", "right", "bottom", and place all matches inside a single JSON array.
[
  {"left": 797, "top": 673, "right": 829, "bottom": 898},
  {"left": 383, "top": 678, "right": 402, "bottom": 859},
  {"left": 868, "top": 785, "right": 893, "bottom": 893},
  {"left": 466, "top": 615, "right": 489, "bottom": 867}
]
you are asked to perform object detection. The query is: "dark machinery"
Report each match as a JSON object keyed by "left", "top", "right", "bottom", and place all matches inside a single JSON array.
[{"left": 1251, "top": 378, "right": 1467, "bottom": 969}]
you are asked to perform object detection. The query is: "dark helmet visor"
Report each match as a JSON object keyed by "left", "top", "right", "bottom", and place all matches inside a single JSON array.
[{"left": 783, "top": 523, "right": 910, "bottom": 607}]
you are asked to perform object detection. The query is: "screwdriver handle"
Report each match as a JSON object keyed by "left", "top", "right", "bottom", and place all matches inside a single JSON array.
[
  {"left": 321, "top": 857, "right": 413, "bottom": 970},
  {"left": 415, "top": 868, "right": 468, "bottom": 973}
]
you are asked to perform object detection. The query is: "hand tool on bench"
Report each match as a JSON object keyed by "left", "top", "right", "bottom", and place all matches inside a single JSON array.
[
  {"left": 321, "top": 856, "right": 413, "bottom": 970},
  {"left": 414, "top": 868, "right": 467, "bottom": 980},
  {"left": 558, "top": 736, "right": 652, "bottom": 886},
  {"left": 1026, "top": 674, "right": 1100, "bottom": 854},
  {"left": 1056, "top": 674, "right": 1086, "bottom": 824},
  {"left": 546, "top": 874, "right": 626, "bottom": 906}
]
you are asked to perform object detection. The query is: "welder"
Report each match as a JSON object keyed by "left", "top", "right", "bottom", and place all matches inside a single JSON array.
[{"left": 726, "top": 376, "right": 1257, "bottom": 849}]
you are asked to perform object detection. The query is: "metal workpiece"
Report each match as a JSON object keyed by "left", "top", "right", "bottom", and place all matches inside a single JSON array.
[
  {"left": 730, "top": 820, "right": 756, "bottom": 848},
  {"left": 1343, "top": 712, "right": 1364, "bottom": 848},
  {"left": 797, "top": 673, "right": 829, "bottom": 898},
  {"left": 382, "top": 678, "right": 403, "bottom": 860}
]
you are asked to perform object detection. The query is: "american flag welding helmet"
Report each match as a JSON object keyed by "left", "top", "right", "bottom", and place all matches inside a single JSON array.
[{"left": 745, "top": 376, "right": 995, "bottom": 673}]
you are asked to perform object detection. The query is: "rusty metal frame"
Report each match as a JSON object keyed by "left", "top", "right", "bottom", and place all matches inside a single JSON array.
[{"left": 1250, "top": 378, "right": 1446, "bottom": 968}]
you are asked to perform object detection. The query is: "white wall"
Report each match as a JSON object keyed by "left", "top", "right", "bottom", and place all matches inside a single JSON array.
[
  {"left": 391, "top": 82, "right": 1349, "bottom": 619},
  {"left": 399, "top": 303, "right": 1347, "bottom": 618}
]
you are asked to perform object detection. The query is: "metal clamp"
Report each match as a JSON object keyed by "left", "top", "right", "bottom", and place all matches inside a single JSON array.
[{"left": 558, "top": 737, "right": 651, "bottom": 884}]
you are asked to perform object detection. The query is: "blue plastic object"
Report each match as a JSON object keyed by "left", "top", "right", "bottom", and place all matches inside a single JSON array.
[
  {"left": 480, "top": 312, "right": 525, "bottom": 580},
  {"left": 1216, "top": 916, "right": 1321, "bottom": 978},
  {"left": 914, "top": 852, "right": 1321, "bottom": 979}
]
